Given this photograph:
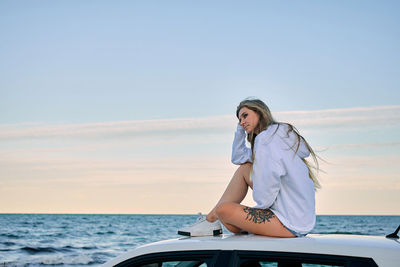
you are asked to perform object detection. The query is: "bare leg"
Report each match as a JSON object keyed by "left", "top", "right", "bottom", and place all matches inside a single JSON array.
[
  {"left": 216, "top": 202, "right": 295, "bottom": 237},
  {"left": 206, "top": 163, "right": 294, "bottom": 237},
  {"left": 206, "top": 163, "right": 252, "bottom": 222}
]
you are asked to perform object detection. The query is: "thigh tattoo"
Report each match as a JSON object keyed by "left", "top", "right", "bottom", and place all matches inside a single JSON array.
[{"left": 243, "top": 207, "right": 275, "bottom": 224}]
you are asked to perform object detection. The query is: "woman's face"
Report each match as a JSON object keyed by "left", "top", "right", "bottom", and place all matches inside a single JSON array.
[{"left": 238, "top": 107, "right": 260, "bottom": 134}]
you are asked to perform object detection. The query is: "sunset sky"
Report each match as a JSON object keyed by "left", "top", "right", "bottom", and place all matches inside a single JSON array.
[{"left": 1, "top": 1, "right": 399, "bottom": 215}]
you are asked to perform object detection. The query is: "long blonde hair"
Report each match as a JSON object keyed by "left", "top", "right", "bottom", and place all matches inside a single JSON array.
[{"left": 236, "top": 98, "right": 321, "bottom": 189}]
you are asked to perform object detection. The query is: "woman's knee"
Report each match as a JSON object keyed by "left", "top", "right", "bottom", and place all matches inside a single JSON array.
[
  {"left": 238, "top": 163, "right": 252, "bottom": 188},
  {"left": 215, "top": 202, "right": 234, "bottom": 220},
  {"left": 239, "top": 162, "right": 252, "bottom": 171}
]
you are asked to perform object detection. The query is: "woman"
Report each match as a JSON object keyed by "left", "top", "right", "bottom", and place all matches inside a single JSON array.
[{"left": 178, "top": 98, "right": 320, "bottom": 238}]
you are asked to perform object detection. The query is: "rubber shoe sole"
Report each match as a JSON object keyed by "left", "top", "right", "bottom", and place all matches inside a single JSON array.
[{"left": 178, "top": 229, "right": 222, "bottom": 237}]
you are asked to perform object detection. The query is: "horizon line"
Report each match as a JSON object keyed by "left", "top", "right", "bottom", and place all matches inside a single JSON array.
[{"left": 1, "top": 212, "right": 399, "bottom": 216}]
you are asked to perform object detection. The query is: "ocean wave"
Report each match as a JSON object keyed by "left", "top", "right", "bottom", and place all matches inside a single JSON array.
[
  {"left": 39, "top": 254, "right": 96, "bottom": 265},
  {"left": 96, "top": 231, "right": 116, "bottom": 235},
  {"left": 1, "top": 254, "right": 97, "bottom": 266},
  {"left": 42, "top": 233, "right": 66, "bottom": 238},
  {"left": 0, "top": 234, "right": 20, "bottom": 239},
  {"left": 63, "top": 245, "right": 98, "bottom": 250},
  {"left": 2, "top": 241, "right": 16, "bottom": 246},
  {"left": 20, "top": 246, "right": 72, "bottom": 254}
]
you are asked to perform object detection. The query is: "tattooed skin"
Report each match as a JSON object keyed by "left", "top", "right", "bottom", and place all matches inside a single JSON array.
[{"left": 243, "top": 207, "right": 275, "bottom": 224}]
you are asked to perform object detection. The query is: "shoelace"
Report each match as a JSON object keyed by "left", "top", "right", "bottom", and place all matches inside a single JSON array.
[{"left": 196, "top": 212, "right": 205, "bottom": 222}]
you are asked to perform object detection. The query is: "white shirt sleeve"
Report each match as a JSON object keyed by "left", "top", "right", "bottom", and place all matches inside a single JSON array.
[
  {"left": 231, "top": 124, "right": 253, "bottom": 165},
  {"left": 252, "top": 138, "right": 286, "bottom": 209}
]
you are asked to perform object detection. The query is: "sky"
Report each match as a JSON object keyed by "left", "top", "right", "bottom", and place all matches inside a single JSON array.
[{"left": 0, "top": 1, "right": 399, "bottom": 215}]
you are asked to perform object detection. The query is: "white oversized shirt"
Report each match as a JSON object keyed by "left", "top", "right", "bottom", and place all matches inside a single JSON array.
[{"left": 232, "top": 123, "right": 316, "bottom": 234}]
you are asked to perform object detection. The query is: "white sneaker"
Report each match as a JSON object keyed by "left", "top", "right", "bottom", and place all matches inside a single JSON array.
[{"left": 178, "top": 213, "right": 223, "bottom": 237}]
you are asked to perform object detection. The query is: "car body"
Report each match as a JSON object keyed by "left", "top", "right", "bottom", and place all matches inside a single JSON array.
[{"left": 102, "top": 233, "right": 400, "bottom": 267}]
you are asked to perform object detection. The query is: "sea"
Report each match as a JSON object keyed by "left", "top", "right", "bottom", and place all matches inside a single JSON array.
[{"left": 0, "top": 214, "right": 399, "bottom": 266}]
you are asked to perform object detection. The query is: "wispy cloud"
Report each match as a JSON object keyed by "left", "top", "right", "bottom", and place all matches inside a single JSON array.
[
  {"left": 325, "top": 142, "right": 400, "bottom": 150},
  {"left": 0, "top": 115, "right": 236, "bottom": 140},
  {"left": 276, "top": 105, "right": 400, "bottom": 129},
  {"left": 1, "top": 105, "right": 399, "bottom": 140}
]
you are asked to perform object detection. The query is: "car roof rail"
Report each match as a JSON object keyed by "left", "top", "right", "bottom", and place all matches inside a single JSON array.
[{"left": 386, "top": 224, "right": 400, "bottom": 239}]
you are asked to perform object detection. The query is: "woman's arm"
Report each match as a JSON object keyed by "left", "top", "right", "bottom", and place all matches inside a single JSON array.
[{"left": 231, "top": 124, "right": 253, "bottom": 165}]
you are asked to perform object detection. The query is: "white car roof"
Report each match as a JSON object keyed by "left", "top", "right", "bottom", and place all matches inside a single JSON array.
[{"left": 104, "top": 234, "right": 400, "bottom": 267}]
